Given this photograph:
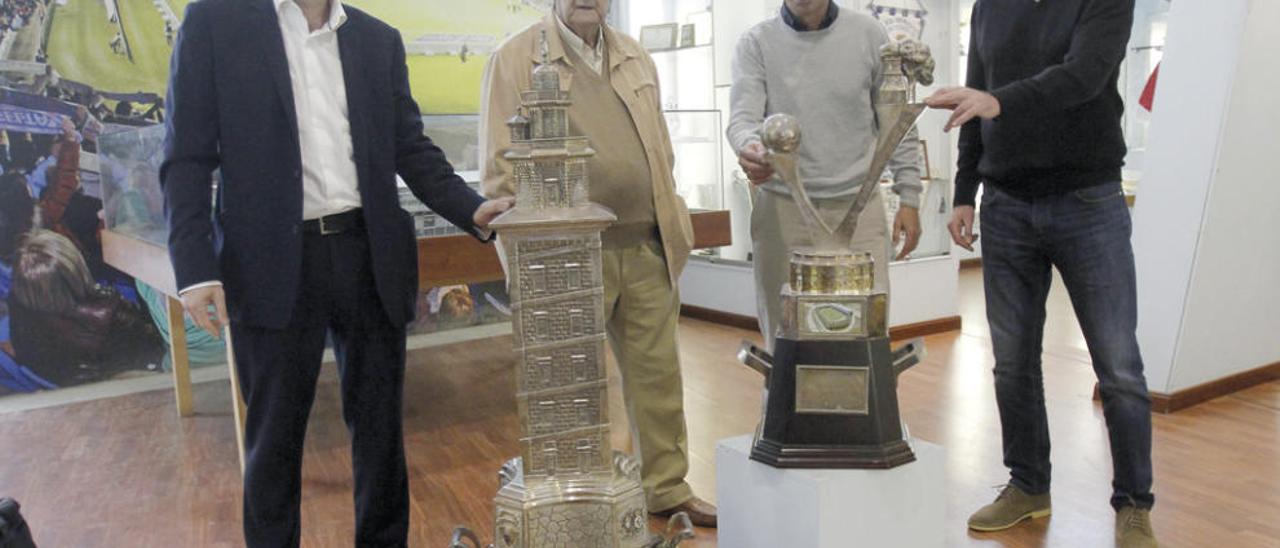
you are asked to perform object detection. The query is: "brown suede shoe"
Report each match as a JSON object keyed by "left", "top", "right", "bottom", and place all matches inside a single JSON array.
[
  {"left": 1116, "top": 506, "right": 1158, "bottom": 548},
  {"left": 652, "top": 496, "right": 717, "bottom": 528},
  {"left": 968, "top": 484, "right": 1051, "bottom": 532}
]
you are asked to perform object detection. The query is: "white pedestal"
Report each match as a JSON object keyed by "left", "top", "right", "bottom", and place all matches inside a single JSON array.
[{"left": 716, "top": 435, "right": 946, "bottom": 548}]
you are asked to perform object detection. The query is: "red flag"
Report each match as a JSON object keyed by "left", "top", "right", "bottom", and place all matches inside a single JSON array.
[{"left": 1139, "top": 63, "right": 1160, "bottom": 112}]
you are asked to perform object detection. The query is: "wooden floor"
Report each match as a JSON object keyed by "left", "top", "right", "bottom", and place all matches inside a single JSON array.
[{"left": 1, "top": 269, "right": 1277, "bottom": 547}]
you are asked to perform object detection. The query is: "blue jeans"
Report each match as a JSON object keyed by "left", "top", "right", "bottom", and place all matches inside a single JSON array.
[{"left": 980, "top": 182, "right": 1154, "bottom": 510}]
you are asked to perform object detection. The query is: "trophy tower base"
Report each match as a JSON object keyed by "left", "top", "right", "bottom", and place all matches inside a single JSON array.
[{"left": 491, "top": 452, "right": 651, "bottom": 548}]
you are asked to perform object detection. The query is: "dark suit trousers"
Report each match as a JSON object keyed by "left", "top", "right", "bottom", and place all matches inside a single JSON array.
[{"left": 230, "top": 228, "right": 409, "bottom": 548}]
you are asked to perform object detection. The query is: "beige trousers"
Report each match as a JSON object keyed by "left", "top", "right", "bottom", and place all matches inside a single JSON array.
[
  {"left": 751, "top": 189, "right": 891, "bottom": 351},
  {"left": 602, "top": 237, "right": 693, "bottom": 512}
]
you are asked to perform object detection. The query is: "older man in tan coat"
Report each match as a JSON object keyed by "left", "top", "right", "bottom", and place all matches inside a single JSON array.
[{"left": 479, "top": 0, "right": 715, "bottom": 528}]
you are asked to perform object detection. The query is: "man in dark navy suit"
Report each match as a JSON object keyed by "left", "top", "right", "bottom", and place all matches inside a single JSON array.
[{"left": 161, "top": 0, "right": 513, "bottom": 545}]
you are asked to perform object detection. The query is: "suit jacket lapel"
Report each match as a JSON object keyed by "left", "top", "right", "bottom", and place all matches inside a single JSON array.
[
  {"left": 337, "top": 19, "right": 369, "bottom": 189},
  {"left": 251, "top": 0, "right": 299, "bottom": 146}
]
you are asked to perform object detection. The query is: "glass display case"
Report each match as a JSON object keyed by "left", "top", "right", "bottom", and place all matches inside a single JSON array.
[
  {"left": 402, "top": 114, "right": 484, "bottom": 238},
  {"left": 880, "top": 177, "right": 953, "bottom": 260},
  {"left": 626, "top": 0, "right": 716, "bottom": 111},
  {"left": 101, "top": 117, "right": 487, "bottom": 243},
  {"left": 422, "top": 114, "right": 483, "bottom": 178},
  {"left": 99, "top": 120, "right": 509, "bottom": 336},
  {"left": 665, "top": 110, "right": 724, "bottom": 212},
  {"left": 1120, "top": 0, "right": 1170, "bottom": 182},
  {"left": 99, "top": 124, "right": 179, "bottom": 247}
]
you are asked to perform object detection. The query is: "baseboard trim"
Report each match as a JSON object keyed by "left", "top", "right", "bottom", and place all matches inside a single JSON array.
[
  {"left": 1092, "top": 360, "right": 1280, "bottom": 413},
  {"left": 680, "top": 305, "right": 759, "bottom": 332},
  {"left": 890, "top": 316, "right": 964, "bottom": 341},
  {"left": 680, "top": 305, "right": 962, "bottom": 341}
]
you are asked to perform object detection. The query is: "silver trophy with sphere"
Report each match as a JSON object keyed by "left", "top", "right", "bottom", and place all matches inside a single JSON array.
[{"left": 737, "top": 39, "right": 934, "bottom": 468}]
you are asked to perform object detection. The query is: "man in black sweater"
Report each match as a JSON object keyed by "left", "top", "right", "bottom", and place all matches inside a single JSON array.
[{"left": 926, "top": 1, "right": 1157, "bottom": 546}]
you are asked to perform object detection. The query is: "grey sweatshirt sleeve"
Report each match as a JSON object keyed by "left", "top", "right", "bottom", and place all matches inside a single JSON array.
[
  {"left": 727, "top": 30, "right": 767, "bottom": 154},
  {"left": 870, "top": 27, "right": 923, "bottom": 209},
  {"left": 886, "top": 126, "right": 923, "bottom": 209}
]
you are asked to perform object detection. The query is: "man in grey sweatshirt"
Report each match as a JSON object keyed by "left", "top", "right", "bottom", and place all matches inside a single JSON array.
[{"left": 728, "top": 0, "right": 924, "bottom": 350}]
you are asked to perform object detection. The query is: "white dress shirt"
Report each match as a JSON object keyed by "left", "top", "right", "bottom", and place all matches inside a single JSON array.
[
  {"left": 555, "top": 15, "right": 605, "bottom": 75},
  {"left": 276, "top": 0, "right": 362, "bottom": 220},
  {"left": 181, "top": 0, "right": 361, "bottom": 295}
]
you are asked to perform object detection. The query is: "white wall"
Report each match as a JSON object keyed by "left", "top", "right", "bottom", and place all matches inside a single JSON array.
[{"left": 1133, "top": 0, "right": 1278, "bottom": 392}]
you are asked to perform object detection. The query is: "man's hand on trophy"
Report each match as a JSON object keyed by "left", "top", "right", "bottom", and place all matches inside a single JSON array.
[
  {"left": 893, "top": 206, "right": 922, "bottom": 261},
  {"left": 474, "top": 196, "right": 516, "bottom": 229},
  {"left": 738, "top": 142, "right": 775, "bottom": 185},
  {"left": 924, "top": 87, "right": 1001, "bottom": 132},
  {"left": 948, "top": 205, "right": 979, "bottom": 251}
]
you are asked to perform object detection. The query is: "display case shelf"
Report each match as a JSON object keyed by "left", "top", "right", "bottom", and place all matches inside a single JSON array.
[
  {"left": 664, "top": 109, "right": 725, "bottom": 214},
  {"left": 648, "top": 43, "right": 714, "bottom": 55}
]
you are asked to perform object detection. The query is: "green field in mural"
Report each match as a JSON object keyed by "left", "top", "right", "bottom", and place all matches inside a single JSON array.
[
  {"left": 353, "top": 0, "right": 546, "bottom": 113},
  {"left": 47, "top": 0, "right": 175, "bottom": 97},
  {"left": 44, "top": 0, "right": 546, "bottom": 113}
]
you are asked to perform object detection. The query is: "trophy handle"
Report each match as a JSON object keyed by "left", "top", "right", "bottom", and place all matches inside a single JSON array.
[
  {"left": 767, "top": 151, "right": 836, "bottom": 243},
  {"left": 448, "top": 527, "right": 491, "bottom": 548},
  {"left": 737, "top": 340, "right": 774, "bottom": 381},
  {"left": 891, "top": 337, "right": 928, "bottom": 377},
  {"left": 833, "top": 103, "right": 929, "bottom": 248},
  {"left": 645, "top": 511, "right": 696, "bottom": 547}
]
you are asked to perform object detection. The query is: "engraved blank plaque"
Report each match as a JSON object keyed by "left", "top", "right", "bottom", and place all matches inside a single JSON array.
[{"left": 795, "top": 365, "right": 870, "bottom": 415}]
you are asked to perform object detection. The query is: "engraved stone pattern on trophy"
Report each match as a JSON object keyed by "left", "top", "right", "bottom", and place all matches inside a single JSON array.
[
  {"left": 507, "top": 249, "right": 612, "bottom": 480},
  {"left": 510, "top": 237, "right": 602, "bottom": 304},
  {"left": 527, "top": 504, "right": 613, "bottom": 548},
  {"left": 617, "top": 504, "right": 650, "bottom": 541},
  {"left": 494, "top": 506, "right": 522, "bottom": 548},
  {"left": 514, "top": 290, "right": 604, "bottom": 348},
  {"left": 520, "top": 342, "right": 605, "bottom": 392},
  {"left": 520, "top": 384, "right": 607, "bottom": 438},
  {"left": 521, "top": 426, "right": 610, "bottom": 479}
]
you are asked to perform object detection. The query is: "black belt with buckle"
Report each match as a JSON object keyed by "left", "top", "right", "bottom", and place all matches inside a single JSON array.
[{"left": 302, "top": 209, "right": 364, "bottom": 235}]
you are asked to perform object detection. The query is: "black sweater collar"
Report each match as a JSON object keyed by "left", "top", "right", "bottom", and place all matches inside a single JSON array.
[{"left": 782, "top": 2, "right": 839, "bottom": 32}]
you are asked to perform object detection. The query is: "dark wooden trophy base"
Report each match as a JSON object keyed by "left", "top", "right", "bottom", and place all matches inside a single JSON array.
[
  {"left": 750, "top": 438, "right": 916, "bottom": 469},
  {"left": 749, "top": 336, "right": 917, "bottom": 469}
]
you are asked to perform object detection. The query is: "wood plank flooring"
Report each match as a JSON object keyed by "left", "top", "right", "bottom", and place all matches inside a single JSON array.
[{"left": 0, "top": 269, "right": 1276, "bottom": 547}]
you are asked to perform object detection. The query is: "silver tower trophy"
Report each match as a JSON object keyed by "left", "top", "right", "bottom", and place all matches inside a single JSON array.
[
  {"left": 737, "top": 39, "right": 934, "bottom": 469},
  {"left": 449, "top": 32, "right": 693, "bottom": 548}
]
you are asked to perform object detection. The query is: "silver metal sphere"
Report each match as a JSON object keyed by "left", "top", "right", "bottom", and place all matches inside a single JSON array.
[{"left": 761, "top": 114, "right": 802, "bottom": 154}]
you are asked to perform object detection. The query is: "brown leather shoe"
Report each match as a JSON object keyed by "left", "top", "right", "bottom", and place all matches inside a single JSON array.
[{"left": 652, "top": 496, "right": 717, "bottom": 528}]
